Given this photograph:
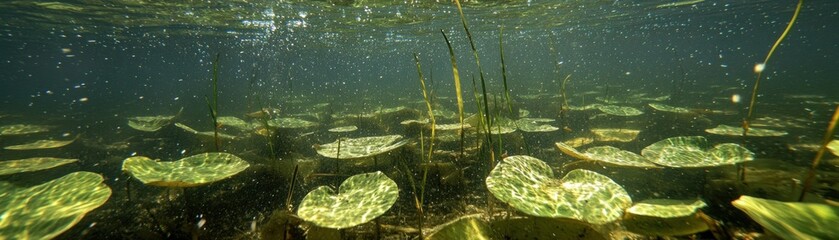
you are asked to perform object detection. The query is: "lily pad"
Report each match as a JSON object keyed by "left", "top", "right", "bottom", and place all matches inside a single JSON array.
[
  {"left": 4, "top": 137, "right": 76, "bottom": 150},
  {"left": 492, "top": 217, "right": 607, "bottom": 240},
  {"left": 732, "top": 195, "right": 839, "bottom": 240},
  {"left": 426, "top": 214, "right": 494, "bottom": 240},
  {"left": 434, "top": 123, "right": 471, "bottom": 131},
  {"left": 127, "top": 115, "right": 178, "bottom": 132},
  {"left": 516, "top": 118, "right": 559, "bottom": 132},
  {"left": 297, "top": 171, "right": 398, "bottom": 229},
  {"left": 486, "top": 155, "right": 632, "bottom": 224},
  {"left": 217, "top": 116, "right": 253, "bottom": 132},
  {"left": 315, "top": 135, "right": 408, "bottom": 159},
  {"left": 827, "top": 140, "right": 838, "bottom": 157},
  {"left": 0, "top": 124, "right": 51, "bottom": 136},
  {"left": 267, "top": 117, "right": 319, "bottom": 129},
  {"left": 596, "top": 105, "right": 644, "bottom": 116},
  {"left": 623, "top": 199, "right": 709, "bottom": 236},
  {"left": 0, "top": 157, "right": 79, "bottom": 176},
  {"left": 641, "top": 136, "right": 754, "bottom": 168},
  {"left": 584, "top": 146, "right": 659, "bottom": 168},
  {"left": 705, "top": 124, "right": 788, "bottom": 137},
  {"left": 591, "top": 128, "right": 640, "bottom": 142},
  {"left": 0, "top": 171, "right": 111, "bottom": 240},
  {"left": 328, "top": 126, "right": 358, "bottom": 133},
  {"left": 174, "top": 123, "right": 239, "bottom": 140},
  {"left": 562, "top": 137, "right": 594, "bottom": 148},
  {"left": 648, "top": 103, "right": 691, "bottom": 113},
  {"left": 122, "top": 152, "right": 250, "bottom": 187}
]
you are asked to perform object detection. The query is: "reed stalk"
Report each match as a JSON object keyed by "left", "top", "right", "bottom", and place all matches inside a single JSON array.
[
  {"left": 412, "top": 53, "right": 437, "bottom": 239},
  {"left": 441, "top": 30, "right": 466, "bottom": 159},
  {"left": 204, "top": 53, "right": 221, "bottom": 151}
]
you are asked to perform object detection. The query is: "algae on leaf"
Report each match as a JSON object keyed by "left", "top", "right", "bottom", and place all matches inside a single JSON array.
[
  {"left": 0, "top": 171, "right": 111, "bottom": 240},
  {"left": 732, "top": 195, "right": 839, "bottom": 240},
  {"left": 0, "top": 157, "right": 78, "bottom": 176},
  {"left": 485, "top": 155, "right": 632, "bottom": 224},
  {"left": 122, "top": 152, "right": 250, "bottom": 187},
  {"left": 297, "top": 171, "right": 398, "bottom": 229},
  {"left": 315, "top": 135, "right": 408, "bottom": 159}
]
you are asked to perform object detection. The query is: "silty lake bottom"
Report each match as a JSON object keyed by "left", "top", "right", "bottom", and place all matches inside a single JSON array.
[{"left": 1, "top": 0, "right": 839, "bottom": 239}]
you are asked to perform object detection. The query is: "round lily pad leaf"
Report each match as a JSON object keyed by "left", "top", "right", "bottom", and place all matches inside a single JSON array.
[
  {"left": 315, "top": 135, "right": 408, "bottom": 159},
  {"left": 624, "top": 199, "right": 709, "bottom": 236},
  {"left": 641, "top": 136, "right": 754, "bottom": 168},
  {"left": 122, "top": 152, "right": 250, "bottom": 187},
  {"left": 585, "top": 146, "right": 659, "bottom": 168},
  {"left": 328, "top": 126, "right": 357, "bottom": 133},
  {"left": 596, "top": 105, "right": 644, "bottom": 116},
  {"left": 486, "top": 155, "right": 632, "bottom": 224},
  {"left": 0, "top": 157, "right": 78, "bottom": 176},
  {"left": 174, "top": 123, "right": 240, "bottom": 140},
  {"left": 297, "top": 171, "right": 398, "bottom": 229},
  {"left": 648, "top": 103, "right": 690, "bottom": 113},
  {"left": 0, "top": 171, "right": 111, "bottom": 240},
  {"left": 516, "top": 118, "right": 559, "bottom": 132},
  {"left": 267, "top": 118, "right": 318, "bottom": 129},
  {"left": 705, "top": 124, "right": 787, "bottom": 137},
  {"left": 0, "top": 124, "right": 51, "bottom": 136},
  {"left": 217, "top": 116, "right": 253, "bottom": 132},
  {"left": 591, "top": 128, "right": 640, "bottom": 142},
  {"left": 562, "top": 137, "right": 594, "bottom": 148},
  {"left": 827, "top": 140, "right": 839, "bottom": 157},
  {"left": 4, "top": 137, "right": 76, "bottom": 150},
  {"left": 127, "top": 115, "right": 177, "bottom": 132},
  {"left": 433, "top": 123, "right": 471, "bottom": 131},
  {"left": 732, "top": 195, "right": 839, "bottom": 240}
]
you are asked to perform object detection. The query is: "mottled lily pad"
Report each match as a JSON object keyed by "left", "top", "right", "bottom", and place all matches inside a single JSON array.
[
  {"left": 732, "top": 195, "right": 839, "bottom": 240},
  {"left": 0, "top": 157, "right": 79, "bottom": 176},
  {"left": 826, "top": 140, "right": 838, "bottom": 157},
  {"left": 585, "top": 146, "right": 659, "bottom": 168},
  {"left": 563, "top": 137, "right": 594, "bottom": 148},
  {"left": 591, "top": 128, "right": 640, "bottom": 142},
  {"left": 426, "top": 214, "right": 494, "bottom": 240},
  {"left": 0, "top": 171, "right": 111, "bottom": 240},
  {"left": 516, "top": 118, "right": 559, "bottom": 132},
  {"left": 641, "top": 136, "right": 754, "bottom": 168},
  {"left": 648, "top": 103, "right": 691, "bottom": 113},
  {"left": 297, "top": 171, "right": 398, "bottom": 229},
  {"left": 328, "top": 126, "right": 358, "bottom": 133},
  {"left": 486, "top": 155, "right": 632, "bottom": 224},
  {"left": 127, "top": 115, "right": 177, "bottom": 132},
  {"left": 596, "top": 105, "right": 644, "bottom": 116},
  {"left": 434, "top": 123, "right": 471, "bottom": 131},
  {"left": 4, "top": 137, "right": 76, "bottom": 150},
  {"left": 174, "top": 123, "right": 239, "bottom": 140},
  {"left": 267, "top": 118, "right": 319, "bottom": 129},
  {"left": 217, "top": 116, "right": 253, "bottom": 132},
  {"left": 315, "top": 135, "right": 408, "bottom": 159},
  {"left": 705, "top": 124, "right": 788, "bottom": 137},
  {"left": 623, "top": 199, "right": 709, "bottom": 236},
  {"left": 0, "top": 124, "right": 51, "bottom": 136},
  {"left": 122, "top": 152, "right": 250, "bottom": 187}
]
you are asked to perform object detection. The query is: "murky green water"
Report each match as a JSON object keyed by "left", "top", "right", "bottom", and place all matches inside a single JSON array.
[{"left": 1, "top": 0, "right": 838, "bottom": 239}]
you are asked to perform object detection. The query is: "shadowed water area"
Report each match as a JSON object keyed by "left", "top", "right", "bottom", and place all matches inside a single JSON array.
[{"left": 1, "top": 0, "right": 839, "bottom": 239}]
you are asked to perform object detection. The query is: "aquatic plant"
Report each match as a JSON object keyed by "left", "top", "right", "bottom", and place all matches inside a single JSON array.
[
  {"left": 205, "top": 53, "right": 221, "bottom": 151},
  {"left": 623, "top": 199, "right": 710, "bottom": 236},
  {"left": 296, "top": 171, "right": 398, "bottom": 229},
  {"left": 798, "top": 105, "right": 839, "bottom": 201},
  {"left": 424, "top": 214, "right": 493, "bottom": 240},
  {"left": 126, "top": 107, "right": 183, "bottom": 132},
  {"left": 485, "top": 155, "right": 632, "bottom": 224},
  {"left": 743, "top": 0, "right": 803, "bottom": 135},
  {"left": 440, "top": 30, "right": 466, "bottom": 158},
  {"left": 641, "top": 136, "right": 754, "bottom": 168},
  {"left": 314, "top": 135, "right": 408, "bottom": 159},
  {"left": 732, "top": 195, "right": 839, "bottom": 239},
  {"left": 0, "top": 172, "right": 111, "bottom": 239},
  {"left": 0, "top": 124, "right": 52, "bottom": 136},
  {"left": 121, "top": 152, "right": 250, "bottom": 187},
  {"left": 0, "top": 157, "right": 78, "bottom": 176},
  {"left": 4, "top": 135, "right": 77, "bottom": 150}
]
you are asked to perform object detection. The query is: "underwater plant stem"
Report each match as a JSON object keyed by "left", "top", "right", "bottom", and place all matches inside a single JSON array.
[
  {"left": 797, "top": 105, "right": 839, "bottom": 201},
  {"left": 207, "top": 53, "right": 221, "bottom": 151},
  {"left": 441, "top": 30, "right": 466, "bottom": 159},
  {"left": 743, "top": 0, "right": 803, "bottom": 135},
  {"left": 499, "top": 27, "right": 513, "bottom": 115},
  {"left": 560, "top": 74, "right": 572, "bottom": 114},
  {"left": 454, "top": 0, "right": 493, "bottom": 140},
  {"left": 412, "top": 53, "right": 435, "bottom": 211}
]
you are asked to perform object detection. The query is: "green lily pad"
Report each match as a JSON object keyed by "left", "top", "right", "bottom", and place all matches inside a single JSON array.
[
  {"left": 826, "top": 140, "right": 838, "bottom": 157},
  {"left": 0, "top": 171, "right": 111, "bottom": 240},
  {"left": 596, "top": 105, "right": 644, "bottom": 116},
  {"left": 174, "top": 123, "right": 239, "bottom": 140},
  {"left": 426, "top": 214, "right": 494, "bottom": 240},
  {"left": 0, "top": 124, "right": 51, "bottom": 136},
  {"left": 217, "top": 116, "right": 253, "bottom": 132},
  {"left": 591, "top": 128, "right": 640, "bottom": 142},
  {"left": 624, "top": 199, "right": 709, "bottom": 236},
  {"left": 705, "top": 124, "right": 788, "bottom": 137},
  {"left": 297, "top": 171, "right": 398, "bottom": 229},
  {"left": 516, "top": 118, "right": 559, "bottom": 132},
  {"left": 0, "top": 157, "right": 79, "bottom": 176},
  {"left": 267, "top": 117, "right": 319, "bottom": 129},
  {"left": 4, "top": 137, "right": 76, "bottom": 150},
  {"left": 585, "top": 146, "right": 659, "bottom": 168},
  {"left": 315, "top": 135, "right": 408, "bottom": 159},
  {"left": 732, "top": 195, "right": 839, "bottom": 240},
  {"left": 127, "top": 115, "right": 178, "bottom": 132},
  {"left": 122, "top": 152, "right": 250, "bottom": 187},
  {"left": 648, "top": 103, "right": 691, "bottom": 113},
  {"left": 434, "top": 123, "right": 471, "bottom": 131},
  {"left": 641, "top": 136, "right": 754, "bottom": 168},
  {"left": 486, "top": 155, "right": 632, "bottom": 224},
  {"left": 328, "top": 126, "right": 357, "bottom": 133}
]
